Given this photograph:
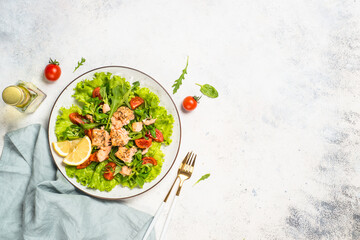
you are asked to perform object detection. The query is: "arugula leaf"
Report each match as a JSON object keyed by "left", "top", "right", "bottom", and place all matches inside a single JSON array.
[
  {"left": 193, "top": 173, "right": 210, "bottom": 186},
  {"left": 73, "top": 57, "right": 86, "bottom": 72},
  {"left": 80, "top": 123, "right": 103, "bottom": 129},
  {"left": 196, "top": 83, "right": 218, "bottom": 98},
  {"left": 105, "top": 84, "right": 131, "bottom": 128},
  {"left": 172, "top": 56, "right": 189, "bottom": 94},
  {"left": 131, "top": 81, "right": 140, "bottom": 91}
]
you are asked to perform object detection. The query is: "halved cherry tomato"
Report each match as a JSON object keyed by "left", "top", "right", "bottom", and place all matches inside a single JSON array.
[
  {"left": 77, "top": 158, "right": 92, "bottom": 169},
  {"left": 77, "top": 153, "right": 98, "bottom": 169},
  {"left": 103, "top": 162, "right": 117, "bottom": 181},
  {"left": 142, "top": 157, "right": 157, "bottom": 166},
  {"left": 88, "top": 152, "right": 98, "bottom": 162},
  {"left": 69, "top": 112, "right": 85, "bottom": 125},
  {"left": 84, "top": 129, "right": 93, "bottom": 140},
  {"left": 130, "top": 96, "right": 144, "bottom": 109},
  {"left": 135, "top": 138, "right": 152, "bottom": 149},
  {"left": 146, "top": 129, "right": 164, "bottom": 142},
  {"left": 92, "top": 87, "right": 102, "bottom": 100}
]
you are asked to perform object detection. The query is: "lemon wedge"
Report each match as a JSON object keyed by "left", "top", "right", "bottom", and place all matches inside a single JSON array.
[
  {"left": 52, "top": 139, "right": 82, "bottom": 157},
  {"left": 62, "top": 136, "right": 92, "bottom": 166}
]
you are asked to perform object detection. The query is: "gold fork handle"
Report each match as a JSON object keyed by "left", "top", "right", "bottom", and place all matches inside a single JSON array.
[
  {"left": 163, "top": 176, "right": 180, "bottom": 202},
  {"left": 175, "top": 179, "right": 185, "bottom": 196}
]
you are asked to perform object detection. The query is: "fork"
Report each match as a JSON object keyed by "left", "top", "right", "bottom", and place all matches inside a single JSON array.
[{"left": 142, "top": 152, "right": 196, "bottom": 240}]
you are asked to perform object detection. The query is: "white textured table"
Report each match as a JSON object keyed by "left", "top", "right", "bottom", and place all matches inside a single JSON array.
[{"left": 1, "top": 1, "right": 360, "bottom": 239}]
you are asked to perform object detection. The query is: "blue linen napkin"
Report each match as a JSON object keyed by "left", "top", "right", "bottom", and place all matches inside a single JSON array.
[{"left": 0, "top": 124, "right": 155, "bottom": 240}]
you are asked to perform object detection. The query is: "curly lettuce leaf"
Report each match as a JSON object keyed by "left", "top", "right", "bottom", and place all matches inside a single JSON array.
[
  {"left": 73, "top": 72, "right": 112, "bottom": 104},
  {"left": 135, "top": 87, "right": 174, "bottom": 144},
  {"left": 87, "top": 161, "right": 119, "bottom": 192},
  {"left": 65, "top": 162, "right": 97, "bottom": 186},
  {"left": 144, "top": 142, "right": 164, "bottom": 183},
  {"left": 55, "top": 105, "right": 83, "bottom": 141}
]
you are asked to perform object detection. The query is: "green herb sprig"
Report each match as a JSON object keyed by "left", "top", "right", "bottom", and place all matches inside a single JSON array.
[
  {"left": 73, "top": 57, "right": 86, "bottom": 72},
  {"left": 193, "top": 173, "right": 210, "bottom": 186},
  {"left": 172, "top": 56, "right": 189, "bottom": 94}
]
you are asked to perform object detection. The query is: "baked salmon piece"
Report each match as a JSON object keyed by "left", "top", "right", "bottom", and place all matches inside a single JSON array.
[
  {"left": 96, "top": 146, "right": 111, "bottom": 162},
  {"left": 102, "top": 103, "right": 110, "bottom": 113},
  {"left": 115, "top": 146, "right": 137, "bottom": 163},
  {"left": 91, "top": 128, "right": 110, "bottom": 147},
  {"left": 143, "top": 118, "right": 156, "bottom": 125},
  {"left": 132, "top": 122, "right": 143, "bottom": 132},
  {"left": 111, "top": 106, "right": 135, "bottom": 129},
  {"left": 110, "top": 127, "right": 130, "bottom": 146},
  {"left": 120, "top": 166, "right": 132, "bottom": 176}
]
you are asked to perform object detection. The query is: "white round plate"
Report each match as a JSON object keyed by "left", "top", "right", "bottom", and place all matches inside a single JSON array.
[{"left": 48, "top": 66, "right": 181, "bottom": 199}]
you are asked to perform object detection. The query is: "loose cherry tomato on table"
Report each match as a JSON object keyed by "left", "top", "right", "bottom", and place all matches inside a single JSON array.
[
  {"left": 44, "top": 58, "right": 61, "bottom": 81},
  {"left": 130, "top": 96, "right": 144, "bottom": 109},
  {"left": 135, "top": 138, "right": 152, "bottom": 149},
  {"left": 103, "top": 162, "right": 117, "bottom": 181},
  {"left": 146, "top": 129, "right": 164, "bottom": 142},
  {"left": 182, "top": 96, "right": 201, "bottom": 111},
  {"left": 69, "top": 112, "right": 85, "bottom": 125},
  {"left": 142, "top": 157, "right": 157, "bottom": 166},
  {"left": 92, "top": 87, "right": 102, "bottom": 100}
]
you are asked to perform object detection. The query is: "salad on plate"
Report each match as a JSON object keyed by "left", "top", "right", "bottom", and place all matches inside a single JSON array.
[{"left": 53, "top": 72, "right": 174, "bottom": 192}]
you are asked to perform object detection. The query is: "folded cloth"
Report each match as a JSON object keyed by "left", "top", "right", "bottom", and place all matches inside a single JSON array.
[{"left": 0, "top": 124, "right": 155, "bottom": 240}]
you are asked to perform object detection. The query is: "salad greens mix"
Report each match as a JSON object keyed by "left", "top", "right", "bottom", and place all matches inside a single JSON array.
[{"left": 55, "top": 72, "right": 174, "bottom": 191}]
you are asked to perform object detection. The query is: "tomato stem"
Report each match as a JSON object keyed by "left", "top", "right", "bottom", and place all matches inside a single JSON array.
[
  {"left": 193, "top": 96, "right": 201, "bottom": 103},
  {"left": 49, "top": 58, "right": 60, "bottom": 65}
]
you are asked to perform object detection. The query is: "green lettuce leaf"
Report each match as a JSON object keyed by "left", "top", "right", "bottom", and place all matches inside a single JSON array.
[
  {"left": 135, "top": 87, "right": 174, "bottom": 144},
  {"left": 65, "top": 162, "right": 97, "bottom": 186},
  {"left": 73, "top": 72, "right": 112, "bottom": 104},
  {"left": 144, "top": 142, "right": 164, "bottom": 183},
  {"left": 55, "top": 105, "right": 83, "bottom": 141},
  {"left": 87, "top": 161, "right": 119, "bottom": 192}
]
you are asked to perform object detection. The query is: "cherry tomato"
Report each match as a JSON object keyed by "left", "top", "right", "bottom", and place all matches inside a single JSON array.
[
  {"left": 103, "top": 162, "right": 117, "bottom": 181},
  {"left": 146, "top": 129, "right": 164, "bottom": 142},
  {"left": 135, "top": 138, "right": 152, "bottom": 149},
  {"left": 92, "top": 87, "right": 102, "bottom": 100},
  {"left": 182, "top": 96, "right": 200, "bottom": 111},
  {"left": 130, "top": 96, "right": 144, "bottom": 109},
  {"left": 84, "top": 129, "right": 92, "bottom": 140},
  {"left": 76, "top": 153, "right": 98, "bottom": 169},
  {"left": 142, "top": 157, "right": 157, "bottom": 166},
  {"left": 44, "top": 58, "right": 61, "bottom": 81},
  {"left": 103, "top": 172, "right": 114, "bottom": 181},
  {"left": 88, "top": 152, "right": 98, "bottom": 162},
  {"left": 77, "top": 158, "right": 92, "bottom": 169},
  {"left": 69, "top": 113, "right": 85, "bottom": 125}
]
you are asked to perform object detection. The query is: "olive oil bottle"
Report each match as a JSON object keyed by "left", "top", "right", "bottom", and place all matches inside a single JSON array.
[{"left": 2, "top": 81, "right": 46, "bottom": 113}]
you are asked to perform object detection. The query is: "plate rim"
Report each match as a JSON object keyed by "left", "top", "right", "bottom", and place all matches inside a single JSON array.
[{"left": 47, "top": 65, "right": 182, "bottom": 200}]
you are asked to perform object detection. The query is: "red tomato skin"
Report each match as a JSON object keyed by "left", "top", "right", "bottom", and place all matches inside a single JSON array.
[
  {"left": 69, "top": 113, "right": 85, "bottom": 125},
  {"left": 142, "top": 157, "right": 157, "bottom": 166},
  {"left": 130, "top": 97, "right": 144, "bottom": 109},
  {"left": 44, "top": 64, "right": 61, "bottom": 81},
  {"left": 106, "top": 162, "right": 117, "bottom": 169},
  {"left": 103, "top": 162, "right": 116, "bottom": 180},
  {"left": 103, "top": 172, "right": 114, "bottom": 180},
  {"left": 92, "top": 87, "right": 102, "bottom": 100},
  {"left": 76, "top": 158, "right": 92, "bottom": 169},
  {"left": 182, "top": 96, "right": 197, "bottom": 111},
  {"left": 84, "top": 129, "right": 92, "bottom": 140},
  {"left": 146, "top": 129, "right": 164, "bottom": 142},
  {"left": 135, "top": 138, "right": 152, "bottom": 149}
]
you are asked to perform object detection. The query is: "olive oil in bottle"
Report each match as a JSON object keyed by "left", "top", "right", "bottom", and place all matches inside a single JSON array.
[{"left": 2, "top": 81, "right": 46, "bottom": 113}]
